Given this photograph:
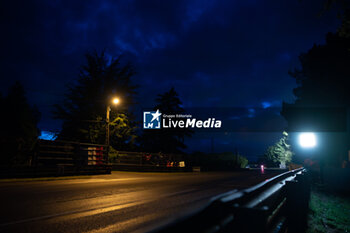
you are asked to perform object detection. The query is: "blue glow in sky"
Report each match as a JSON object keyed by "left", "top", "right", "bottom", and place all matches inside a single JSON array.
[
  {"left": 39, "top": 131, "right": 57, "bottom": 141},
  {"left": 262, "top": 101, "right": 272, "bottom": 109}
]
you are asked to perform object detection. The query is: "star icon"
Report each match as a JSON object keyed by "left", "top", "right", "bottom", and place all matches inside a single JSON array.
[{"left": 151, "top": 109, "right": 161, "bottom": 122}]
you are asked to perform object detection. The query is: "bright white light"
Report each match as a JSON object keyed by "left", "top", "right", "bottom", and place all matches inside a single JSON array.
[
  {"left": 112, "top": 98, "right": 120, "bottom": 104},
  {"left": 299, "top": 133, "right": 316, "bottom": 148}
]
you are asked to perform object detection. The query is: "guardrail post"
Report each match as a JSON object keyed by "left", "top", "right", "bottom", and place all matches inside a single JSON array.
[
  {"left": 232, "top": 206, "right": 268, "bottom": 233},
  {"left": 285, "top": 171, "right": 310, "bottom": 233}
]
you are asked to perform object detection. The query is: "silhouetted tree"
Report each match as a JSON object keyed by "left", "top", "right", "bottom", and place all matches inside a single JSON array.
[
  {"left": 141, "top": 87, "right": 193, "bottom": 153},
  {"left": 281, "top": 29, "right": 350, "bottom": 164},
  {"left": 322, "top": 1, "right": 350, "bottom": 38},
  {"left": 338, "top": 9, "right": 350, "bottom": 38},
  {"left": 0, "top": 81, "right": 40, "bottom": 165},
  {"left": 285, "top": 33, "right": 350, "bottom": 107},
  {"left": 54, "top": 51, "right": 138, "bottom": 150}
]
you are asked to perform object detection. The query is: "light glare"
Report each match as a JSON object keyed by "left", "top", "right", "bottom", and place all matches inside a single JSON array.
[
  {"left": 112, "top": 98, "right": 120, "bottom": 104},
  {"left": 299, "top": 133, "right": 316, "bottom": 148}
]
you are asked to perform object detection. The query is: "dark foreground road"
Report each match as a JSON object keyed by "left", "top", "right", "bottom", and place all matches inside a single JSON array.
[{"left": 0, "top": 170, "right": 283, "bottom": 233}]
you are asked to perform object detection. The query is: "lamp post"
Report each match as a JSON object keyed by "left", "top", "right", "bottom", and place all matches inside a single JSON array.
[
  {"left": 106, "top": 97, "right": 120, "bottom": 149},
  {"left": 298, "top": 132, "right": 321, "bottom": 182}
]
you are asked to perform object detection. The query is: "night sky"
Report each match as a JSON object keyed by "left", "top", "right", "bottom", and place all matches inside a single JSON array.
[{"left": 0, "top": 0, "right": 341, "bottom": 159}]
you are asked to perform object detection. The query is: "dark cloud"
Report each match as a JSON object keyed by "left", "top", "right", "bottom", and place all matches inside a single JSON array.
[{"left": 0, "top": 0, "right": 341, "bottom": 155}]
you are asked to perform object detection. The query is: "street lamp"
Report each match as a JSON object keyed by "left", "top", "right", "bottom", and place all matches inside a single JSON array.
[
  {"left": 112, "top": 98, "right": 120, "bottom": 105},
  {"left": 106, "top": 97, "right": 120, "bottom": 149},
  {"left": 299, "top": 132, "right": 316, "bottom": 148},
  {"left": 298, "top": 132, "right": 323, "bottom": 182}
]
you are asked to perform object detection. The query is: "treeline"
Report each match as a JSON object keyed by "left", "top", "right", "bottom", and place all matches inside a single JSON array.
[
  {"left": 0, "top": 51, "right": 195, "bottom": 166},
  {"left": 187, "top": 151, "right": 248, "bottom": 171},
  {"left": 52, "top": 51, "right": 192, "bottom": 154},
  {"left": 0, "top": 51, "right": 252, "bottom": 168},
  {"left": 0, "top": 82, "right": 40, "bottom": 166}
]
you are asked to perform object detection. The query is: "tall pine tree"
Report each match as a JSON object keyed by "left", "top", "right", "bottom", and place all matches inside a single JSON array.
[{"left": 54, "top": 51, "right": 138, "bottom": 150}]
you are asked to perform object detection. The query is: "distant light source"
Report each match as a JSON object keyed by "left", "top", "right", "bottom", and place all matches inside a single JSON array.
[
  {"left": 112, "top": 98, "right": 120, "bottom": 105},
  {"left": 261, "top": 101, "right": 271, "bottom": 109},
  {"left": 260, "top": 164, "right": 265, "bottom": 174},
  {"left": 39, "top": 131, "right": 57, "bottom": 141},
  {"left": 299, "top": 132, "right": 316, "bottom": 148}
]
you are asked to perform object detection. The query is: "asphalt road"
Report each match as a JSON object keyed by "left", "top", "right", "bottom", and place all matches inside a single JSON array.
[{"left": 0, "top": 170, "right": 283, "bottom": 233}]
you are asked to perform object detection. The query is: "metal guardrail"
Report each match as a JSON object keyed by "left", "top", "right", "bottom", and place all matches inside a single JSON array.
[
  {"left": 151, "top": 168, "right": 310, "bottom": 233},
  {"left": 35, "top": 140, "right": 186, "bottom": 168},
  {"left": 0, "top": 165, "right": 112, "bottom": 178},
  {"left": 0, "top": 140, "right": 113, "bottom": 177},
  {"left": 33, "top": 140, "right": 109, "bottom": 167}
]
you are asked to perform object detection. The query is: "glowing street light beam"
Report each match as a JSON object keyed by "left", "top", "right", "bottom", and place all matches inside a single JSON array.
[
  {"left": 299, "top": 132, "right": 316, "bottom": 148},
  {"left": 112, "top": 98, "right": 120, "bottom": 105}
]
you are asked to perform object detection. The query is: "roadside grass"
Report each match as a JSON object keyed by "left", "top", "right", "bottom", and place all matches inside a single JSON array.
[{"left": 308, "top": 189, "right": 350, "bottom": 233}]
